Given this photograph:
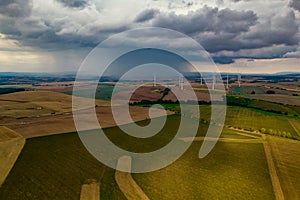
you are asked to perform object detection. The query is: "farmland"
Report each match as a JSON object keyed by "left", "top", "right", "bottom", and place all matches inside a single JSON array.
[
  {"left": 138, "top": 104, "right": 300, "bottom": 139},
  {"left": 267, "top": 136, "right": 300, "bottom": 199},
  {"left": 0, "top": 115, "right": 276, "bottom": 200},
  {"left": 0, "top": 127, "right": 25, "bottom": 187},
  {"left": 0, "top": 73, "right": 299, "bottom": 200},
  {"left": 0, "top": 90, "right": 172, "bottom": 138}
]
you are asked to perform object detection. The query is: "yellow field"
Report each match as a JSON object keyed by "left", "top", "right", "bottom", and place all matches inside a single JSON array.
[
  {"left": 0, "top": 127, "right": 25, "bottom": 187},
  {"left": 0, "top": 90, "right": 110, "bottom": 118}
]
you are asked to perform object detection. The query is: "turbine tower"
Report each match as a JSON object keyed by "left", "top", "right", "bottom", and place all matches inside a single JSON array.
[
  {"left": 178, "top": 76, "right": 184, "bottom": 90},
  {"left": 238, "top": 72, "right": 241, "bottom": 87},
  {"left": 226, "top": 67, "right": 229, "bottom": 90},
  {"left": 212, "top": 73, "right": 216, "bottom": 90},
  {"left": 226, "top": 73, "right": 229, "bottom": 90},
  {"left": 153, "top": 73, "right": 156, "bottom": 87}
]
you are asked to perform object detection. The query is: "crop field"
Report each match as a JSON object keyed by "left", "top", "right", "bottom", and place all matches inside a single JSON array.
[
  {"left": 248, "top": 94, "right": 300, "bottom": 106},
  {"left": 133, "top": 142, "right": 274, "bottom": 200},
  {"left": 0, "top": 90, "right": 111, "bottom": 118},
  {"left": 289, "top": 119, "right": 300, "bottom": 137},
  {"left": 267, "top": 136, "right": 300, "bottom": 199},
  {"left": 0, "top": 115, "right": 277, "bottom": 200},
  {"left": 0, "top": 90, "right": 173, "bottom": 138},
  {"left": 229, "top": 85, "right": 266, "bottom": 95},
  {"left": 160, "top": 104, "right": 300, "bottom": 138},
  {"left": 1, "top": 105, "right": 172, "bottom": 138},
  {"left": 229, "top": 85, "right": 300, "bottom": 106},
  {"left": 225, "top": 107, "right": 297, "bottom": 134},
  {"left": 0, "top": 127, "right": 25, "bottom": 187},
  {"left": 65, "top": 85, "right": 125, "bottom": 101}
]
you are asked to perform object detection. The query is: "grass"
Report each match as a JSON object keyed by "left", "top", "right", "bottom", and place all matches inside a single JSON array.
[
  {"left": 197, "top": 105, "right": 300, "bottom": 138},
  {"left": 137, "top": 103, "right": 300, "bottom": 139},
  {"left": 0, "top": 132, "right": 125, "bottom": 200},
  {"left": 248, "top": 94, "right": 300, "bottom": 106},
  {"left": 227, "top": 96, "right": 300, "bottom": 116},
  {"left": 229, "top": 86, "right": 266, "bottom": 96},
  {"left": 133, "top": 142, "right": 274, "bottom": 200}
]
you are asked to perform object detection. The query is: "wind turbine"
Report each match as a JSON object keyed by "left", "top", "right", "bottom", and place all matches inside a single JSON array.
[
  {"left": 238, "top": 70, "right": 242, "bottom": 87},
  {"left": 179, "top": 77, "right": 184, "bottom": 90},
  {"left": 226, "top": 67, "right": 229, "bottom": 90},
  {"left": 212, "top": 72, "right": 216, "bottom": 90},
  {"left": 153, "top": 73, "right": 156, "bottom": 87}
]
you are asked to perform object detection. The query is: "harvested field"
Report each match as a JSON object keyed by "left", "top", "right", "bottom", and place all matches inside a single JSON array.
[
  {"left": 0, "top": 90, "right": 111, "bottom": 118},
  {"left": 0, "top": 127, "right": 25, "bottom": 187},
  {"left": 0, "top": 90, "right": 175, "bottom": 138},
  {"left": 3, "top": 106, "right": 173, "bottom": 138},
  {"left": 113, "top": 85, "right": 165, "bottom": 102}
]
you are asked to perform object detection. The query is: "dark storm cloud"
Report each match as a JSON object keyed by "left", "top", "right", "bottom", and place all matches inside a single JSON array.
[
  {"left": 150, "top": 6, "right": 259, "bottom": 53},
  {"left": 0, "top": 1, "right": 129, "bottom": 50},
  {"left": 230, "top": 0, "right": 251, "bottom": 2},
  {"left": 0, "top": 1, "right": 299, "bottom": 65},
  {"left": 146, "top": 6, "right": 299, "bottom": 59},
  {"left": 244, "top": 11, "right": 299, "bottom": 46},
  {"left": 212, "top": 56, "right": 234, "bottom": 64},
  {"left": 0, "top": 0, "right": 32, "bottom": 17},
  {"left": 134, "top": 9, "right": 159, "bottom": 23},
  {"left": 152, "top": 7, "right": 258, "bottom": 35},
  {"left": 289, "top": 0, "right": 300, "bottom": 12},
  {"left": 56, "top": 0, "right": 88, "bottom": 8}
]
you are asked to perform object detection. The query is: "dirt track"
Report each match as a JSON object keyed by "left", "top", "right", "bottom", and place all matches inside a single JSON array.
[
  {"left": 263, "top": 135, "right": 285, "bottom": 200},
  {"left": 115, "top": 156, "right": 150, "bottom": 200}
]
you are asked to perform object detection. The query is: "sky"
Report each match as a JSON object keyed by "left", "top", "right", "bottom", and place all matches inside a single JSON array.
[{"left": 0, "top": 0, "right": 299, "bottom": 74}]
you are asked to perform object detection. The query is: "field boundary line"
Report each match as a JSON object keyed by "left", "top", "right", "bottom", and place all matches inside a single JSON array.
[
  {"left": 263, "top": 135, "right": 285, "bottom": 200},
  {"left": 115, "top": 156, "right": 150, "bottom": 200},
  {"left": 228, "top": 127, "right": 262, "bottom": 136},
  {"left": 179, "top": 137, "right": 265, "bottom": 143},
  {"left": 232, "top": 131, "right": 262, "bottom": 139}
]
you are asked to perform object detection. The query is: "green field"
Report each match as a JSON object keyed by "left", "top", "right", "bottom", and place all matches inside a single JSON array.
[
  {"left": 133, "top": 142, "right": 274, "bottom": 200},
  {"left": 155, "top": 104, "right": 300, "bottom": 139},
  {"left": 0, "top": 114, "right": 276, "bottom": 200},
  {"left": 227, "top": 96, "right": 300, "bottom": 116},
  {"left": 66, "top": 85, "right": 124, "bottom": 101}
]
